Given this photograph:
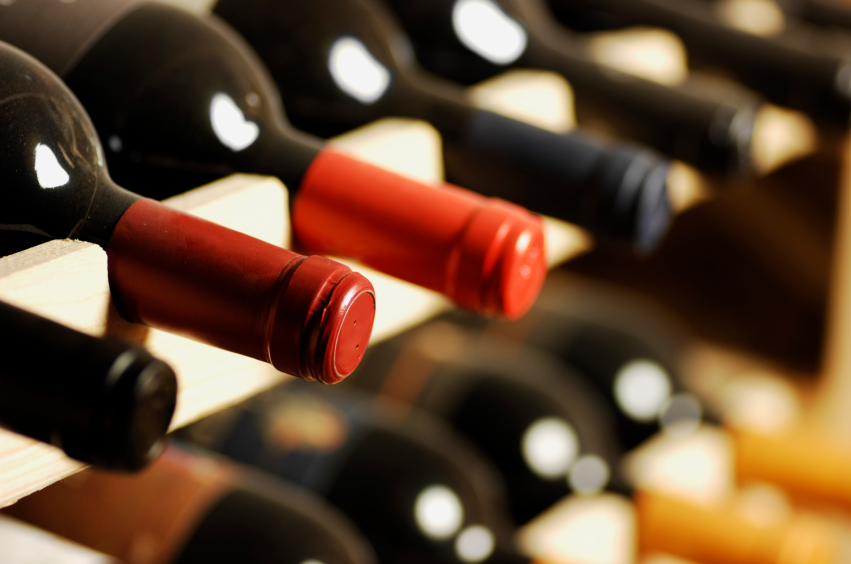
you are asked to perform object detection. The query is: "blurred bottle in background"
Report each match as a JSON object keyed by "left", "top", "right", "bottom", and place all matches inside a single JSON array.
[
  {"left": 180, "top": 381, "right": 529, "bottom": 564},
  {"left": 350, "top": 321, "right": 626, "bottom": 525},
  {"left": 377, "top": 0, "right": 817, "bottom": 177},
  {"left": 3, "top": 444, "right": 378, "bottom": 564},
  {"left": 546, "top": 0, "right": 851, "bottom": 129}
]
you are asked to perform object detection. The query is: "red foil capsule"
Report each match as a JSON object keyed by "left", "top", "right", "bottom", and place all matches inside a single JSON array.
[
  {"left": 106, "top": 199, "right": 376, "bottom": 384},
  {"left": 293, "top": 149, "right": 547, "bottom": 319}
]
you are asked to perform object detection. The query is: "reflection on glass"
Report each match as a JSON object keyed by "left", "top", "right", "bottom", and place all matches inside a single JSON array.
[
  {"left": 568, "top": 455, "right": 610, "bottom": 495},
  {"left": 34, "top": 143, "right": 70, "bottom": 189},
  {"left": 328, "top": 37, "right": 392, "bottom": 104},
  {"left": 716, "top": 0, "right": 786, "bottom": 37},
  {"left": 414, "top": 485, "right": 464, "bottom": 540},
  {"left": 455, "top": 525, "right": 495, "bottom": 562},
  {"left": 613, "top": 359, "right": 672, "bottom": 422},
  {"left": 108, "top": 135, "right": 123, "bottom": 153},
  {"left": 521, "top": 417, "right": 579, "bottom": 479},
  {"left": 299, "top": 560, "right": 326, "bottom": 564},
  {"left": 209, "top": 92, "right": 260, "bottom": 151},
  {"left": 452, "top": 0, "right": 528, "bottom": 65},
  {"left": 660, "top": 393, "right": 703, "bottom": 436}
]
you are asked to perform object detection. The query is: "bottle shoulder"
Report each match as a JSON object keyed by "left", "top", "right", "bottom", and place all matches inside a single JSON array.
[
  {"left": 62, "top": 4, "right": 314, "bottom": 192},
  {"left": 214, "top": 0, "right": 472, "bottom": 137},
  {"left": 0, "top": 42, "right": 130, "bottom": 245}
]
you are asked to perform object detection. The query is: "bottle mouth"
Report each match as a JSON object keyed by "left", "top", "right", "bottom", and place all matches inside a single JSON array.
[
  {"left": 312, "top": 272, "right": 377, "bottom": 383},
  {"left": 268, "top": 255, "right": 376, "bottom": 384},
  {"left": 448, "top": 199, "right": 547, "bottom": 320},
  {"left": 599, "top": 145, "right": 673, "bottom": 254},
  {"left": 64, "top": 345, "right": 178, "bottom": 472},
  {"left": 118, "top": 358, "right": 179, "bottom": 469},
  {"left": 632, "top": 160, "right": 672, "bottom": 254}
]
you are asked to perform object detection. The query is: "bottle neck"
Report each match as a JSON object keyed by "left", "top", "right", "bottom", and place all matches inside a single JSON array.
[
  {"left": 78, "top": 177, "right": 141, "bottom": 248},
  {"left": 390, "top": 69, "right": 476, "bottom": 141},
  {"left": 249, "top": 122, "right": 324, "bottom": 197}
]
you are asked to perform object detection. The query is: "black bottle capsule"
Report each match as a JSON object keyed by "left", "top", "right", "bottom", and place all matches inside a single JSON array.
[{"left": 0, "top": 299, "right": 177, "bottom": 471}]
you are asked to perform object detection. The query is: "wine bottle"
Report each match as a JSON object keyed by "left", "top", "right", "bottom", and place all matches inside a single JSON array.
[
  {"left": 180, "top": 382, "right": 530, "bottom": 564},
  {"left": 199, "top": 0, "right": 676, "bottom": 252},
  {"left": 3, "top": 444, "right": 379, "bottom": 564},
  {"left": 547, "top": 0, "right": 851, "bottom": 127},
  {"left": 0, "top": 1, "right": 548, "bottom": 317},
  {"left": 0, "top": 40, "right": 375, "bottom": 384},
  {"left": 446, "top": 296, "right": 696, "bottom": 451},
  {"left": 352, "top": 321, "right": 625, "bottom": 524},
  {"left": 526, "top": 316, "right": 694, "bottom": 450},
  {"left": 338, "top": 0, "right": 772, "bottom": 177},
  {"left": 0, "top": 299, "right": 176, "bottom": 471}
]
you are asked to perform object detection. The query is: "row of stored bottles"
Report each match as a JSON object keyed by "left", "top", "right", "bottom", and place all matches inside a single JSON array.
[
  {"left": 5, "top": 272, "right": 851, "bottom": 564},
  {"left": 0, "top": 0, "right": 847, "bottom": 453},
  {"left": 2, "top": 0, "right": 851, "bottom": 562},
  {"left": 4, "top": 0, "right": 850, "bottom": 296}
]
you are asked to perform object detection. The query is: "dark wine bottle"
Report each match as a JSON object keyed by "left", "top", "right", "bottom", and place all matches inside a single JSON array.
[
  {"left": 0, "top": 299, "right": 176, "bottom": 471},
  {"left": 352, "top": 0, "right": 765, "bottom": 177},
  {"left": 450, "top": 285, "right": 701, "bottom": 451},
  {"left": 0, "top": 1, "right": 548, "bottom": 318},
  {"left": 546, "top": 0, "right": 851, "bottom": 127},
  {"left": 3, "top": 444, "right": 379, "bottom": 564},
  {"left": 526, "top": 318, "right": 694, "bottom": 450},
  {"left": 351, "top": 322, "right": 625, "bottom": 525},
  {"left": 200, "top": 0, "right": 675, "bottom": 252},
  {"left": 0, "top": 39, "right": 376, "bottom": 384},
  {"left": 180, "top": 382, "right": 530, "bottom": 564}
]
